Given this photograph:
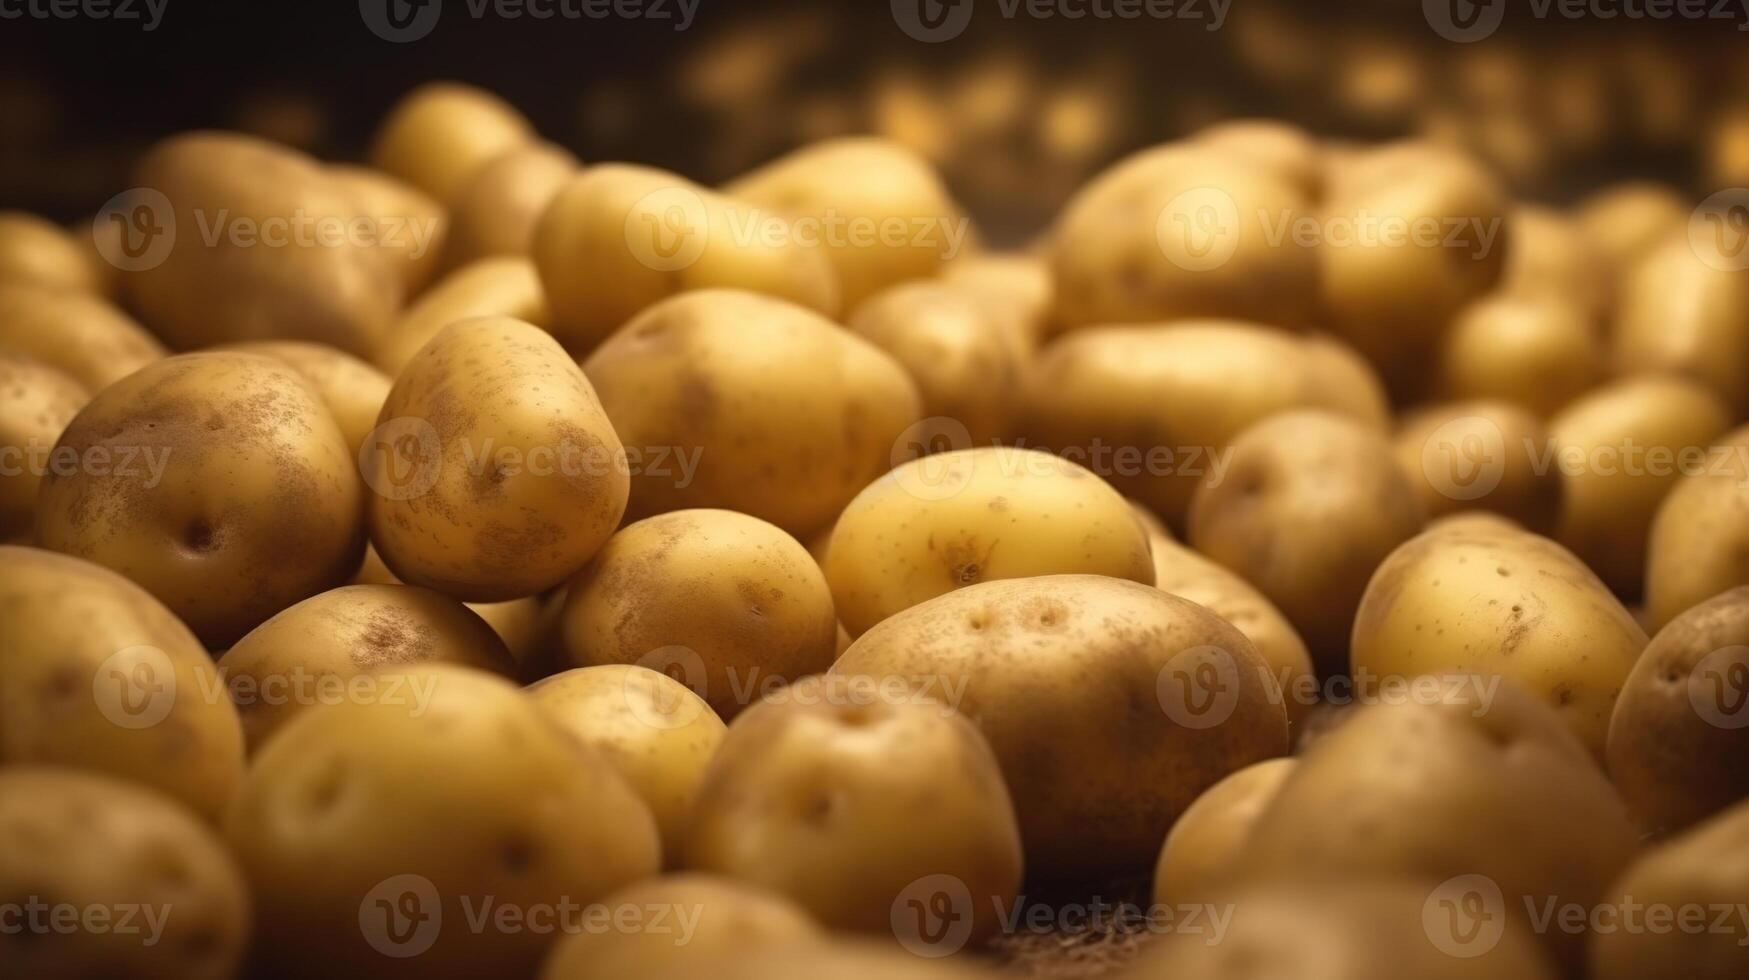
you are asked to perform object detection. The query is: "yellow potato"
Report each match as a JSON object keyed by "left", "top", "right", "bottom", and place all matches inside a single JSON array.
[
  {"left": 217, "top": 584, "right": 515, "bottom": 751},
  {"left": 221, "top": 340, "right": 392, "bottom": 458},
  {"left": 367, "top": 317, "right": 628, "bottom": 601},
  {"left": 1188, "top": 410, "right": 1426, "bottom": 674},
  {"left": 1645, "top": 425, "right": 1749, "bottom": 630},
  {"left": 1499, "top": 204, "right": 1609, "bottom": 319},
  {"left": 834, "top": 575, "right": 1289, "bottom": 880},
  {"left": 636, "top": 940, "right": 1000, "bottom": 980},
  {"left": 225, "top": 665, "right": 659, "bottom": 980},
  {"left": 824, "top": 447, "right": 1154, "bottom": 637},
  {"left": 368, "top": 82, "right": 534, "bottom": 203},
  {"left": 560, "top": 509, "right": 837, "bottom": 719},
  {"left": 1613, "top": 234, "right": 1749, "bottom": 413},
  {"left": 0, "top": 768, "right": 250, "bottom": 979},
  {"left": 1152, "top": 758, "right": 1296, "bottom": 907},
  {"left": 0, "top": 547, "right": 244, "bottom": 819},
  {"left": 328, "top": 163, "right": 449, "bottom": 297},
  {"left": 683, "top": 676, "right": 1022, "bottom": 938},
  {"left": 538, "top": 874, "right": 819, "bottom": 980},
  {"left": 726, "top": 137, "right": 969, "bottom": 310},
  {"left": 1576, "top": 180, "right": 1688, "bottom": 272},
  {"left": 0, "top": 210, "right": 104, "bottom": 292},
  {"left": 1394, "top": 400, "right": 1562, "bottom": 533},
  {"left": 584, "top": 290, "right": 920, "bottom": 536},
  {"left": 37, "top": 352, "right": 366, "bottom": 647},
  {"left": 941, "top": 252, "right": 1055, "bottom": 353},
  {"left": 529, "top": 664, "right": 728, "bottom": 857},
  {"left": 534, "top": 164, "right": 840, "bottom": 352},
  {"left": 0, "top": 284, "right": 166, "bottom": 389},
  {"left": 1192, "top": 118, "right": 1324, "bottom": 199},
  {"left": 445, "top": 141, "right": 578, "bottom": 265},
  {"left": 374, "top": 255, "right": 551, "bottom": 374},
  {"left": 1441, "top": 292, "right": 1602, "bottom": 417},
  {"left": 1549, "top": 375, "right": 1731, "bottom": 596},
  {"left": 0, "top": 351, "right": 87, "bottom": 540}
]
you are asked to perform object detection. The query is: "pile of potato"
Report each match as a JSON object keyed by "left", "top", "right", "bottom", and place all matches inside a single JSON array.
[{"left": 2, "top": 82, "right": 1749, "bottom": 980}]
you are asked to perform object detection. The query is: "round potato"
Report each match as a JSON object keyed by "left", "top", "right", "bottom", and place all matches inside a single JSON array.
[
  {"left": 834, "top": 575, "right": 1289, "bottom": 881},
  {"left": 1441, "top": 292, "right": 1601, "bottom": 418},
  {"left": 1607, "top": 588, "right": 1749, "bottom": 836},
  {"left": 941, "top": 252, "right": 1055, "bottom": 353},
  {"left": 1644, "top": 425, "right": 1749, "bottom": 630},
  {"left": 221, "top": 340, "right": 392, "bottom": 458},
  {"left": 1352, "top": 524, "right": 1646, "bottom": 757},
  {"left": 1192, "top": 118, "right": 1323, "bottom": 199},
  {"left": 1152, "top": 758, "right": 1296, "bottom": 908},
  {"left": 529, "top": 665, "right": 728, "bottom": 857},
  {"left": 1549, "top": 375, "right": 1732, "bottom": 596},
  {"left": 225, "top": 665, "right": 660, "bottom": 979},
  {"left": 560, "top": 509, "right": 836, "bottom": 719},
  {"left": 37, "top": 351, "right": 365, "bottom": 647},
  {"left": 584, "top": 289, "right": 920, "bottom": 536},
  {"left": 825, "top": 447, "right": 1154, "bottom": 637},
  {"left": 0, "top": 284, "right": 166, "bottom": 389},
  {"left": 1591, "top": 798, "right": 1749, "bottom": 980},
  {"left": 445, "top": 141, "right": 578, "bottom": 265},
  {"left": 0, "top": 547, "right": 245, "bottom": 818},
  {"left": 534, "top": 164, "right": 840, "bottom": 352},
  {"left": 1575, "top": 181, "right": 1688, "bottom": 272},
  {"left": 725, "top": 137, "right": 967, "bottom": 311},
  {"left": 1613, "top": 234, "right": 1749, "bottom": 414},
  {"left": 374, "top": 255, "right": 551, "bottom": 374},
  {"left": 1394, "top": 400, "right": 1562, "bottom": 534},
  {"left": 539, "top": 874, "right": 819, "bottom": 980},
  {"left": 368, "top": 82, "right": 534, "bottom": 204},
  {"left": 217, "top": 584, "right": 516, "bottom": 751},
  {"left": 683, "top": 676, "right": 1022, "bottom": 938},
  {"left": 328, "top": 164, "right": 449, "bottom": 298},
  {"left": 0, "top": 351, "right": 87, "bottom": 539},
  {"left": 1188, "top": 410, "right": 1426, "bottom": 675},
  {"left": 1498, "top": 204, "right": 1609, "bottom": 319},
  {"left": 0, "top": 210, "right": 104, "bottom": 292},
  {"left": 0, "top": 768, "right": 249, "bottom": 980},
  {"left": 367, "top": 316, "right": 628, "bottom": 601}
]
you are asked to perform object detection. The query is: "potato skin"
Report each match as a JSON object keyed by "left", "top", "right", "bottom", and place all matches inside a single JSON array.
[
  {"left": 825, "top": 447, "right": 1155, "bottom": 637},
  {"left": 1441, "top": 292, "right": 1602, "bottom": 418},
  {"left": 0, "top": 547, "right": 245, "bottom": 819},
  {"left": 224, "top": 665, "right": 660, "bottom": 980},
  {"left": 1607, "top": 588, "right": 1749, "bottom": 837},
  {"left": 374, "top": 255, "right": 551, "bottom": 374},
  {"left": 1576, "top": 181, "right": 1688, "bottom": 272},
  {"left": 682, "top": 676, "right": 1023, "bottom": 937},
  {"left": 1394, "top": 400, "right": 1562, "bottom": 534},
  {"left": 445, "top": 141, "right": 578, "bottom": 265},
  {"left": 1613, "top": 234, "right": 1749, "bottom": 414},
  {"left": 1499, "top": 204, "right": 1609, "bottom": 319},
  {"left": 0, "top": 210, "right": 104, "bottom": 293},
  {"left": 37, "top": 352, "right": 366, "bottom": 647},
  {"left": 222, "top": 340, "right": 392, "bottom": 459},
  {"left": 0, "top": 768, "right": 250, "bottom": 980},
  {"left": 217, "top": 584, "right": 515, "bottom": 751},
  {"left": 1645, "top": 426, "right": 1749, "bottom": 630},
  {"left": 0, "top": 283, "right": 166, "bottom": 389},
  {"left": 367, "top": 316, "right": 629, "bottom": 601},
  {"left": 1352, "top": 524, "right": 1646, "bottom": 757},
  {"left": 584, "top": 290, "right": 921, "bottom": 537},
  {"left": 328, "top": 164, "right": 449, "bottom": 298},
  {"left": 0, "top": 352, "right": 87, "bottom": 539},
  {"left": 368, "top": 82, "right": 533, "bottom": 204},
  {"left": 942, "top": 253, "right": 1055, "bottom": 354},
  {"left": 834, "top": 575, "right": 1289, "bottom": 881},
  {"left": 1152, "top": 758, "right": 1296, "bottom": 908},
  {"left": 560, "top": 509, "right": 837, "bottom": 719}
]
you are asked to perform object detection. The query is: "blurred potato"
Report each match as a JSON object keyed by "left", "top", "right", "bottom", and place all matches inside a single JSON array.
[
  {"left": 1441, "top": 292, "right": 1602, "bottom": 417},
  {"left": 941, "top": 252, "right": 1055, "bottom": 353},
  {"left": 328, "top": 164, "right": 448, "bottom": 297},
  {"left": 1576, "top": 181, "right": 1688, "bottom": 272},
  {"left": 1191, "top": 118, "right": 1324, "bottom": 200},
  {"left": 444, "top": 141, "right": 578, "bottom": 266},
  {"left": 221, "top": 340, "right": 391, "bottom": 458},
  {"left": 0, "top": 210, "right": 104, "bottom": 293},
  {"left": 1613, "top": 234, "right": 1749, "bottom": 414},
  {"left": 1500, "top": 204, "right": 1609, "bottom": 320},
  {"left": 1394, "top": 400, "right": 1561, "bottom": 534},
  {"left": 1151, "top": 758, "right": 1296, "bottom": 908},
  {"left": 374, "top": 255, "right": 550, "bottom": 374},
  {"left": 0, "top": 352, "right": 87, "bottom": 540},
  {"left": 369, "top": 82, "right": 534, "bottom": 204},
  {"left": 0, "top": 284, "right": 166, "bottom": 389},
  {"left": 1645, "top": 424, "right": 1749, "bottom": 631}
]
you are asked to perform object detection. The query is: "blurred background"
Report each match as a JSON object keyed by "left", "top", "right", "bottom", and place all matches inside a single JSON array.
[{"left": 5, "top": 0, "right": 1749, "bottom": 243}]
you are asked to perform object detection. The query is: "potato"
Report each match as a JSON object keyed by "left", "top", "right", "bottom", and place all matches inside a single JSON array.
[
  {"left": 559, "top": 509, "right": 836, "bottom": 719},
  {"left": 225, "top": 665, "right": 659, "bottom": 979},
  {"left": 0, "top": 283, "right": 166, "bottom": 389},
  {"left": 1191, "top": 118, "right": 1323, "bottom": 199},
  {"left": 683, "top": 676, "right": 1022, "bottom": 938},
  {"left": 1152, "top": 757, "right": 1296, "bottom": 907},
  {"left": 1050, "top": 145, "right": 1318, "bottom": 331},
  {"left": 1394, "top": 400, "right": 1562, "bottom": 533},
  {"left": 217, "top": 584, "right": 515, "bottom": 751},
  {"left": 1550, "top": 376, "right": 1732, "bottom": 596},
  {"left": 1352, "top": 524, "right": 1646, "bottom": 757},
  {"left": 529, "top": 665, "right": 728, "bottom": 857},
  {"left": 445, "top": 141, "right": 578, "bottom": 265},
  {"left": 1613, "top": 234, "right": 1749, "bottom": 413},
  {"left": 1238, "top": 682, "right": 1639, "bottom": 969},
  {"left": 825, "top": 447, "right": 1154, "bottom": 637},
  {"left": 1645, "top": 425, "right": 1749, "bottom": 630},
  {"left": 368, "top": 82, "right": 534, "bottom": 204},
  {"left": 1441, "top": 292, "right": 1601, "bottom": 417},
  {"left": 1591, "top": 798, "right": 1749, "bottom": 980},
  {"left": 0, "top": 768, "right": 249, "bottom": 979},
  {"left": 124, "top": 132, "right": 402, "bottom": 356},
  {"left": 847, "top": 280, "right": 1027, "bottom": 446},
  {"left": 328, "top": 164, "right": 448, "bottom": 297},
  {"left": 1299, "top": 333, "right": 1393, "bottom": 429},
  {"left": 941, "top": 252, "right": 1054, "bottom": 353},
  {"left": 584, "top": 290, "right": 920, "bottom": 536},
  {"left": 1607, "top": 588, "right": 1749, "bottom": 836},
  {"left": 539, "top": 874, "right": 818, "bottom": 980},
  {"left": 221, "top": 340, "right": 392, "bottom": 458},
  {"left": 367, "top": 316, "right": 628, "bottom": 601},
  {"left": 0, "top": 351, "right": 87, "bottom": 539},
  {"left": 1121, "top": 880, "right": 1556, "bottom": 980},
  {"left": 636, "top": 940, "right": 999, "bottom": 980},
  {"left": 1498, "top": 204, "right": 1609, "bottom": 319},
  {"left": 0, "top": 210, "right": 104, "bottom": 292},
  {"left": 1188, "top": 410, "right": 1426, "bottom": 674},
  {"left": 37, "top": 352, "right": 365, "bottom": 647},
  {"left": 726, "top": 137, "right": 968, "bottom": 310},
  {"left": 0, "top": 547, "right": 245, "bottom": 819},
  {"left": 1019, "top": 322, "right": 1388, "bottom": 529},
  {"left": 834, "top": 575, "right": 1289, "bottom": 881},
  {"left": 1576, "top": 181, "right": 1687, "bottom": 272},
  {"left": 374, "top": 255, "right": 550, "bottom": 374},
  {"left": 534, "top": 164, "right": 839, "bottom": 352}
]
